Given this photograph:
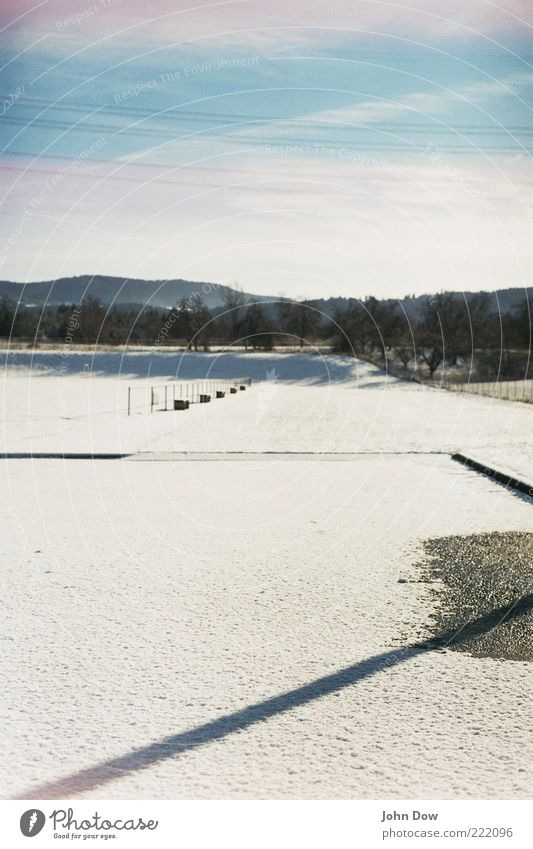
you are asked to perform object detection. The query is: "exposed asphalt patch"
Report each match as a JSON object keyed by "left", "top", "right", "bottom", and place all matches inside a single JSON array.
[{"left": 421, "top": 532, "right": 533, "bottom": 662}]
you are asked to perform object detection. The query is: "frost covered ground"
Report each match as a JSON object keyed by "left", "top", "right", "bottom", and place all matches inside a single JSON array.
[{"left": 1, "top": 350, "right": 532, "bottom": 799}]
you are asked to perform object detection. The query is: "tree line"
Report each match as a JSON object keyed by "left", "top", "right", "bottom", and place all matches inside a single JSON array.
[
  {"left": 329, "top": 292, "right": 531, "bottom": 379},
  {"left": 1, "top": 288, "right": 530, "bottom": 379}
]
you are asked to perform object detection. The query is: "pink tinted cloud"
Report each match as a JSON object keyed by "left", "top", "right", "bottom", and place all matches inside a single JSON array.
[{"left": 1, "top": 0, "right": 532, "bottom": 44}]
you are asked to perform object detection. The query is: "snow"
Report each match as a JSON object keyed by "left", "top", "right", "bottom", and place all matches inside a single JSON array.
[
  {"left": 1, "top": 350, "right": 532, "bottom": 799},
  {"left": 2, "top": 350, "right": 533, "bottom": 461}
]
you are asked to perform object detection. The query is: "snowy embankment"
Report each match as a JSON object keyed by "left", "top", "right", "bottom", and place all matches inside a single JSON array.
[{"left": 1, "top": 349, "right": 532, "bottom": 800}]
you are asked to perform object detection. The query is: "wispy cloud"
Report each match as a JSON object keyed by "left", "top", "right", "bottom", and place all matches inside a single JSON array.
[
  {"left": 295, "top": 91, "right": 448, "bottom": 128},
  {"left": 1, "top": 0, "right": 531, "bottom": 291},
  {"left": 272, "top": 71, "right": 533, "bottom": 133}
]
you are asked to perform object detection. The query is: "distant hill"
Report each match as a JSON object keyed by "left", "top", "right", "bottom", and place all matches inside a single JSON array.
[
  {"left": 0, "top": 275, "right": 530, "bottom": 317},
  {"left": 0, "top": 275, "right": 274, "bottom": 311},
  {"left": 308, "top": 288, "right": 533, "bottom": 318}
]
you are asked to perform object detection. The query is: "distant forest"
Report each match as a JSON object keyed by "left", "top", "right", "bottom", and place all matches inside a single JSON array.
[{"left": 1, "top": 287, "right": 531, "bottom": 380}]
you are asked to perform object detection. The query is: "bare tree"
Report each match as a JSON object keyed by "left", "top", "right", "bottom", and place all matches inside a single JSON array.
[
  {"left": 415, "top": 296, "right": 445, "bottom": 378},
  {"left": 220, "top": 284, "right": 246, "bottom": 342},
  {"left": 277, "top": 299, "right": 322, "bottom": 348},
  {"left": 78, "top": 295, "right": 106, "bottom": 342},
  {"left": 241, "top": 301, "right": 273, "bottom": 350},
  {"left": 0, "top": 296, "right": 14, "bottom": 338}
]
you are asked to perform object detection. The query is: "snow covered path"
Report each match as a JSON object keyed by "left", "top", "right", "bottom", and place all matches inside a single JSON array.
[{"left": 1, "top": 352, "right": 532, "bottom": 799}]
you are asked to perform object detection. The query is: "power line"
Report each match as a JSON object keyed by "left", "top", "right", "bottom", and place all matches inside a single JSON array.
[
  {"left": 4, "top": 94, "right": 533, "bottom": 135},
  {"left": 2, "top": 115, "right": 531, "bottom": 156}
]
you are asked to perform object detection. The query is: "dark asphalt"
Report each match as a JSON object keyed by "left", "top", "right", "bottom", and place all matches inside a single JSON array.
[{"left": 421, "top": 532, "right": 533, "bottom": 662}]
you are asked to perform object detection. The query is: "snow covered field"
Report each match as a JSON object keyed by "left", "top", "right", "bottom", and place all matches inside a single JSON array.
[
  {"left": 1, "top": 350, "right": 532, "bottom": 799},
  {"left": 2, "top": 349, "right": 533, "bottom": 463}
]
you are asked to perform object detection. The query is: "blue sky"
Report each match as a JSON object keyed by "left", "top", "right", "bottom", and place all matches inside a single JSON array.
[{"left": 1, "top": 0, "right": 532, "bottom": 298}]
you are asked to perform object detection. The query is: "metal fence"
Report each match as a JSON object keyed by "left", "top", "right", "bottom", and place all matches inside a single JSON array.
[
  {"left": 127, "top": 377, "right": 252, "bottom": 415},
  {"left": 439, "top": 377, "right": 533, "bottom": 404}
]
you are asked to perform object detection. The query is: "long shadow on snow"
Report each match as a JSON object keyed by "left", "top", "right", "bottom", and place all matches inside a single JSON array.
[
  {"left": 16, "top": 593, "right": 533, "bottom": 799},
  {"left": 3, "top": 350, "right": 364, "bottom": 384}
]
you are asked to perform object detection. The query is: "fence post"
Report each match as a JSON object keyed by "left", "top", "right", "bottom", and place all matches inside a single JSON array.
[
  {"left": 164, "top": 385, "right": 168, "bottom": 411},
  {"left": 127, "top": 386, "right": 131, "bottom": 416}
]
